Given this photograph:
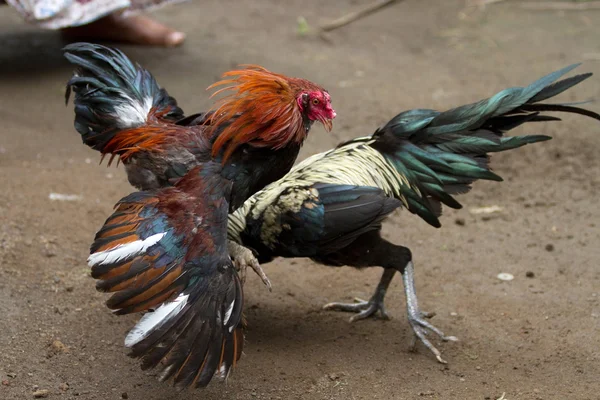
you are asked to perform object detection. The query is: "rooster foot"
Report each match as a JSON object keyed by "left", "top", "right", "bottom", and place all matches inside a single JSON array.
[
  {"left": 228, "top": 241, "right": 272, "bottom": 291},
  {"left": 407, "top": 310, "right": 458, "bottom": 364},
  {"left": 403, "top": 261, "right": 458, "bottom": 364},
  {"left": 323, "top": 297, "right": 390, "bottom": 322},
  {"left": 323, "top": 268, "right": 395, "bottom": 322}
]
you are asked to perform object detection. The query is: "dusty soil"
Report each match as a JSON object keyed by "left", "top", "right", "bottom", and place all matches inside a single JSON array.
[{"left": 1, "top": 1, "right": 599, "bottom": 399}]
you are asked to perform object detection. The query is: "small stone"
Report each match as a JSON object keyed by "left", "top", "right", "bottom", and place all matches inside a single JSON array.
[
  {"left": 497, "top": 272, "right": 514, "bottom": 281},
  {"left": 328, "top": 373, "right": 339, "bottom": 381},
  {"left": 33, "top": 389, "right": 49, "bottom": 398},
  {"left": 44, "top": 249, "right": 56, "bottom": 258},
  {"left": 570, "top": 189, "right": 586, "bottom": 201},
  {"left": 59, "top": 383, "right": 69, "bottom": 391},
  {"left": 50, "top": 340, "right": 69, "bottom": 354},
  {"left": 121, "top": 392, "right": 129, "bottom": 399},
  {"left": 525, "top": 271, "right": 535, "bottom": 278},
  {"left": 545, "top": 244, "right": 554, "bottom": 252},
  {"left": 7, "top": 373, "right": 17, "bottom": 378}
]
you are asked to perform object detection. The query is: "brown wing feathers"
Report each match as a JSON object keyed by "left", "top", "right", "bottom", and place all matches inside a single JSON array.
[
  {"left": 125, "top": 265, "right": 244, "bottom": 389},
  {"left": 88, "top": 194, "right": 186, "bottom": 315},
  {"left": 87, "top": 174, "right": 245, "bottom": 388}
]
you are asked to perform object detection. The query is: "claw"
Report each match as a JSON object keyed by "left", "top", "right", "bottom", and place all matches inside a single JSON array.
[
  {"left": 250, "top": 259, "right": 272, "bottom": 291},
  {"left": 228, "top": 240, "right": 272, "bottom": 291},
  {"left": 323, "top": 270, "right": 396, "bottom": 322},
  {"left": 407, "top": 312, "right": 458, "bottom": 364},
  {"left": 323, "top": 297, "right": 390, "bottom": 322}
]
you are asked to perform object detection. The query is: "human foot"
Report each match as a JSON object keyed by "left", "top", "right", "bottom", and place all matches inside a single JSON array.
[{"left": 61, "top": 13, "right": 186, "bottom": 47}]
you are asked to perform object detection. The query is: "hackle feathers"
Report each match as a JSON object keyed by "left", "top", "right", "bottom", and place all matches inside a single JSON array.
[{"left": 207, "top": 65, "right": 323, "bottom": 161}]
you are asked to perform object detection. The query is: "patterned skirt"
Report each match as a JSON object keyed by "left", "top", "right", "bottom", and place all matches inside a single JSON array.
[{"left": 5, "top": 0, "right": 182, "bottom": 29}]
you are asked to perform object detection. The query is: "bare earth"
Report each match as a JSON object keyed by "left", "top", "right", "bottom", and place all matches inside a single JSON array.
[{"left": 1, "top": 1, "right": 599, "bottom": 399}]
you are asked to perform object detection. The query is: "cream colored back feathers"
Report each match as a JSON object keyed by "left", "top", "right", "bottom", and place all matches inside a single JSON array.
[{"left": 228, "top": 137, "right": 416, "bottom": 240}]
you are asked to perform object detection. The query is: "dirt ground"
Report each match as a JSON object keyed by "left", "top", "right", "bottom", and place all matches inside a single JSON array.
[{"left": 1, "top": 0, "right": 599, "bottom": 399}]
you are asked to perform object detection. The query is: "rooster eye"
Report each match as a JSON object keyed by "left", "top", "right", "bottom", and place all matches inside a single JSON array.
[{"left": 312, "top": 98, "right": 320, "bottom": 105}]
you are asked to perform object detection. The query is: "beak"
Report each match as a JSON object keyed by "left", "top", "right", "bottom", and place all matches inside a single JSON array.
[
  {"left": 320, "top": 116, "right": 333, "bottom": 132},
  {"left": 319, "top": 106, "right": 336, "bottom": 132}
]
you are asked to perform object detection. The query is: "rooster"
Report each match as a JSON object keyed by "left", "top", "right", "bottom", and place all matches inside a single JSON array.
[
  {"left": 227, "top": 64, "right": 600, "bottom": 363},
  {"left": 65, "top": 43, "right": 335, "bottom": 388},
  {"left": 64, "top": 43, "right": 335, "bottom": 210}
]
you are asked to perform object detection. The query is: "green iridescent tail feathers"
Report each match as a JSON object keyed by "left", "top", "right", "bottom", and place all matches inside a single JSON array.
[{"left": 372, "top": 64, "right": 599, "bottom": 227}]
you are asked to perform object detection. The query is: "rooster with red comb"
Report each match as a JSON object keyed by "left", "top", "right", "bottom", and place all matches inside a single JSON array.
[{"left": 63, "top": 43, "right": 335, "bottom": 389}]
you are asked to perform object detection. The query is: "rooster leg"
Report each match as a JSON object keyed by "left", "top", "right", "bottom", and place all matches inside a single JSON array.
[
  {"left": 318, "top": 231, "right": 407, "bottom": 322},
  {"left": 402, "top": 260, "right": 458, "bottom": 364},
  {"left": 323, "top": 268, "right": 395, "bottom": 321},
  {"left": 318, "top": 231, "right": 457, "bottom": 362},
  {"left": 228, "top": 240, "right": 272, "bottom": 291}
]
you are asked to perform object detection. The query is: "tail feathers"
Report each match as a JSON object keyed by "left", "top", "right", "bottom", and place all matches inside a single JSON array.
[
  {"left": 520, "top": 103, "right": 600, "bottom": 120},
  {"left": 427, "top": 64, "right": 591, "bottom": 131},
  {"left": 64, "top": 43, "right": 184, "bottom": 153},
  {"left": 481, "top": 112, "right": 561, "bottom": 133},
  {"left": 371, "top": 64, "right": 599, "bottom": 227},
  {"left": 382, "top": 132, "right": 551, "bottom": 227},
  {"left": 529, "top": 70, "right": 591, "bottom": 103},
  {"left": 378, "top": 64, "right": 598, "bottom": 138},
  {"left": 125, "top": 264, "right": 244, "bottom": 389}
]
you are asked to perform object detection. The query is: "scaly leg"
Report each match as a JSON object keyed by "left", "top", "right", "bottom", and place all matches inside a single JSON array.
[
  {"left": 323, "top": 269, "right": 395, "bottom": 322},
  {"left": 403, "top": 260, "right": 458, "bottom": 363},
  {"left": 316, "top": 231, "right": 458, "bottom": 363},
  {"left": 228, "top": 240, "right": 272, "bottom": 291}
]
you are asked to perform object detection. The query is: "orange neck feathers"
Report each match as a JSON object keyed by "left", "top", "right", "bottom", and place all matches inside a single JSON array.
[{"left": 206, "top": 65, "right": 323, "bottom": 162}]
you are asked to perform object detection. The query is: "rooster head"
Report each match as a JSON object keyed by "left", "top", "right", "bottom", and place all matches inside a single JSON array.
[
  {"left": 207, "top": 65, "right": 335, "bottom": 161},
  {"left": 296, "top": 90, "right": 336, "bottom": 132}
]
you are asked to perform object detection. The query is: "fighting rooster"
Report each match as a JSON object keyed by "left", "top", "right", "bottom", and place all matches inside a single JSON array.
[
  {"left": 64, "top": 43, "right": 335, "bottom": 388},
  {"left": 64, "top": 43, "right": 335, "bottom": 209},
  {"left": 227, "top": 64, "right": 600, "bottom": 363}
]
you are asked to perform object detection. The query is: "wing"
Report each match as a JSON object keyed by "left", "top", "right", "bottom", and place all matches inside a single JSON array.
[
  {"left": 89, "top": 191, "right": 188, "bottom": 313},
  {"left": 64, "top": 42, "right": 184, "bottom": 152},
  {"left": 88, "top": 166, "right": 244, "bottom": 388},
  {"left": 243, "top": 183, "right": 401, "bottom": 257}
]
